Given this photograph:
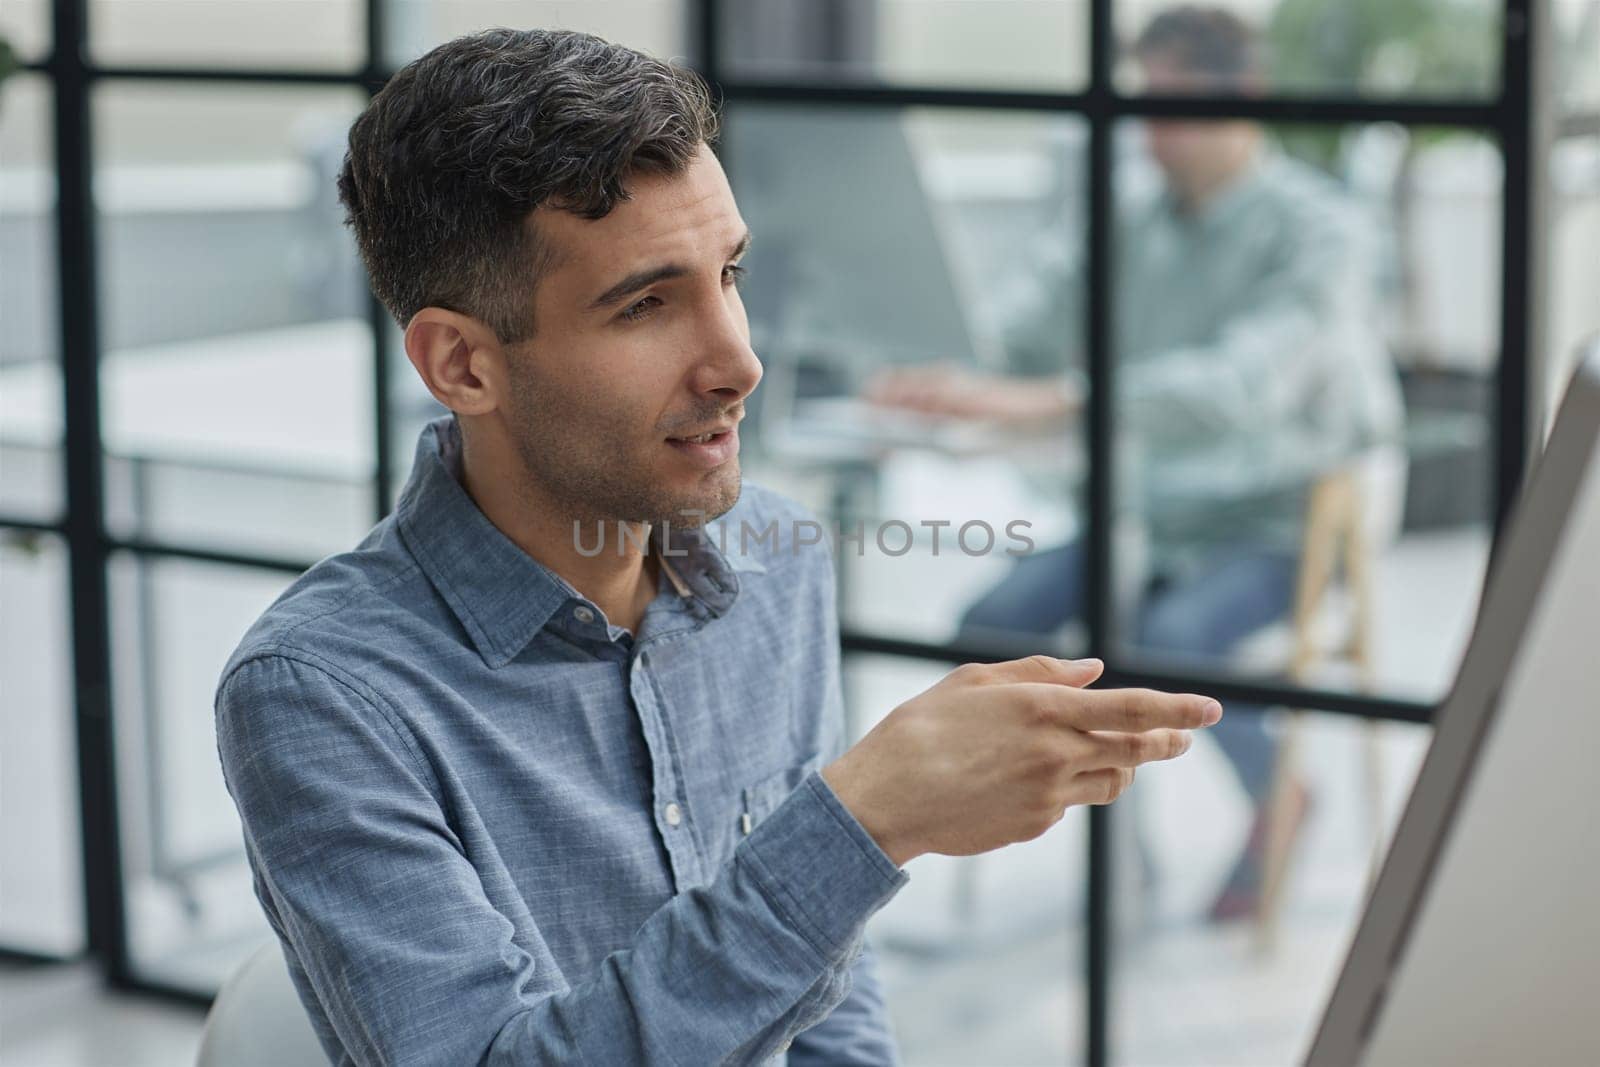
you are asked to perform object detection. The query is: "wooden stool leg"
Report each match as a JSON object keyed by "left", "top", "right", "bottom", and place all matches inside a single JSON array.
[
  {"left": 1254, "top": 711, "right": 1305, "bottom": 956},
  {"left": 1343, "top": 474, "right": 1388, "bottom": 895},
  {"left": 1253, "top": 471, "right": 1352, "bottom": 954}
]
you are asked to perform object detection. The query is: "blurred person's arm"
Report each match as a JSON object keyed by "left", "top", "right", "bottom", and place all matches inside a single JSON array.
[{"left": 861, "top": 361, "right": 1080, "bottom": 425}]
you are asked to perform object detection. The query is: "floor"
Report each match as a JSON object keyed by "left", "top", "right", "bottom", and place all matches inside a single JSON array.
[{"left": 0, "top": 958, "right": 206, "bottom": 1067}]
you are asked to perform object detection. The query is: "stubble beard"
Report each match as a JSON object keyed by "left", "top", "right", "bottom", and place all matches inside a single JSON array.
[{"left": 506, "top": 369, "right": 743, "bottom": 531}]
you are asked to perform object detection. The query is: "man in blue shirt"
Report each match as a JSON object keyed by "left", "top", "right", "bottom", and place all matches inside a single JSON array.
[{"left": 215, "top": 27, "right": 1222, "bottom": 1065}]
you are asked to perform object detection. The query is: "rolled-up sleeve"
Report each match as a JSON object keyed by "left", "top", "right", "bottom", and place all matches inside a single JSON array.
[{"left": 215, "top": 650, "right": 910, "bottom": 1066}]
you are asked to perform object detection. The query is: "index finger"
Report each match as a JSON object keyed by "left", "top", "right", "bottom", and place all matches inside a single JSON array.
[{"left": 1012, "top": 683, "right": 1222, "bottom": 733}]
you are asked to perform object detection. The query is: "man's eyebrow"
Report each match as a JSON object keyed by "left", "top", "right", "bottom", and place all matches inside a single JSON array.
[{"left": 587, "top": 230, "right": 754, "bottom": 312}]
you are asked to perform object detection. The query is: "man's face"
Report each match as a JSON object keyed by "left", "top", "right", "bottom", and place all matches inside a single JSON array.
[
  {"left": 502, "top": 142, "right": 762, "bottom": 529},
  {"left": 1138, "top": 52, "right": 1251, "bottom": 184}
]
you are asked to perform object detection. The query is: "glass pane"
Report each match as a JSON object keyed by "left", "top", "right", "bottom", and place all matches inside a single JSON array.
[
  {"left": 845, "top": 653, "right": 1085, "bottom": 1066},
  {"left": 89, "top": 0, "right": 364, "bottom": 71},
  {"left": 1111, "top": 711, "right": 1431, "bottom": 1065},
  {"left": 1103, "top": 121, "right": 1497, "bottom": 709},
  {"left": 110, "top": 552, "right": 292, "bottom": 991},
  {"left": 724, "top": 103, "right": 1089, "bottom": 654},
  {"left": 94, "top": 83, "right": 375, "bottom": 561},
  {"left": 1554, "top": 1, "right": 1600, "bottom": 116},
  {"left": 1114, "top": 0, "right": 1500, "bottom": 100},
  {"left": 0, "top": 530, "right": 86, "bottom": 956},
  {"left": 385, "top": 1, "right": 687, "bottom": 69},
  {"left": 1546, "top": 131, "right": 1600, "bottom": 435},
  {"left": 0, "top": 74, "right": 62, "bottom": 522},
  {"left": 722, "top": 0, "right": 1087, "bottom": 91},
  {"left": 0, "top": 0, "right": 50, "bottom": 62}
]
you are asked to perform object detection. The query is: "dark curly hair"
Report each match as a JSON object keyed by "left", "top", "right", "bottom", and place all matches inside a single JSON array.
[
  {"left": 336, "top": 28, "right": 720, "bottom": 344},
  {"left": 1132, "top": 5, "right": 1263, "bottom": 86}
]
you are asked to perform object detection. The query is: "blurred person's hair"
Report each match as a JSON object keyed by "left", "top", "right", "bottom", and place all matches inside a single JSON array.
[
  {"left": 336, "top": 28, "right": 719, "bottom": 344},
  {"left": 1131, "top": 5, "right": 1264, "bottom": 88}
]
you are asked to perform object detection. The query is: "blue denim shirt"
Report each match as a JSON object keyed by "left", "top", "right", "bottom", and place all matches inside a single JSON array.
[{"left": 214, "top": 414, "right": 911, "bottom": 1065}]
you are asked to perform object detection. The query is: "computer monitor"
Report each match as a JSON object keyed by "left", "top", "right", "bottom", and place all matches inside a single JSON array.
[
  {"left": 1305, "top": 338, "right": 1600, "bottom": 1065},
  {"left": 720, "top": 108, "right": 1002, "bottom": 454},
  {"left": 720, "top": 108, "right": 993, "bottom": 380}
]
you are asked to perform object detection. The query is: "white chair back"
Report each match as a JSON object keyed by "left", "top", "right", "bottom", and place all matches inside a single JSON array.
[{"left": 195, "top": 940, "right": 327, "bottom": 1067}]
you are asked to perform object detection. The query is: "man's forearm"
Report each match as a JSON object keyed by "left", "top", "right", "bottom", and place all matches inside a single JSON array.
[{"left": 479, "top": 773, "right": 907, "bottom": 1064}]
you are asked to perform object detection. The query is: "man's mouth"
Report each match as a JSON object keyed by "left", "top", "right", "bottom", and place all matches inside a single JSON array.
[
  {"left": 666, "top": 420, "right": 737, "bottom": 442},
  {"left": 665, "top": 426, "right": 740, "bottom": 468}
]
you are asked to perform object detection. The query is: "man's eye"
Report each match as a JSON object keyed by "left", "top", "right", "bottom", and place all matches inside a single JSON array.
[
  {"left": 621, "top": 268, "right": 744, "bottom": 324},
  {"left": 620, "top": 296, "right": 660, "bottom": 322}
]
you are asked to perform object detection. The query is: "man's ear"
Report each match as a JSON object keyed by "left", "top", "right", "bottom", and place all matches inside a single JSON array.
[{"left": 403, "top": 308, "right": 508, "bottom": 418}]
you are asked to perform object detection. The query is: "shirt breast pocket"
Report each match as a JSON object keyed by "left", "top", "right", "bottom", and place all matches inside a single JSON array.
[{"left": 738, "top": 752, "right": 825, "bottom": 838}]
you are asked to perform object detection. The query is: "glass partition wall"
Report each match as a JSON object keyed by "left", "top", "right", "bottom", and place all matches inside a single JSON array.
[{"left": 5, "top": 0, "right": 1580, "bottom": 1063}]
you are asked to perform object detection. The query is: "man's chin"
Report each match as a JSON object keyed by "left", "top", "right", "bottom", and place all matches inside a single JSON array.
[{"left": 659, "top": 465, "right": 742, "bottom": 528}]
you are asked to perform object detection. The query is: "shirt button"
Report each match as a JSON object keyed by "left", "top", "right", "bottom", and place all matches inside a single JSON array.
[
  {"left": 664, "top": 802, "right": 682, "bottom": 827},
  {"left": 573, "top": 605, "right": 595, "bottom": 624}
]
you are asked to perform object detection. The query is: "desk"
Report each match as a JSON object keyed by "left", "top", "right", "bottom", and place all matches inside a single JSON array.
[
  {"left": 0, "top": 317, "right": 375, "bottom": 484},
  {"left": 763, "top": 393, "right": 1084, "bottom": 604}
]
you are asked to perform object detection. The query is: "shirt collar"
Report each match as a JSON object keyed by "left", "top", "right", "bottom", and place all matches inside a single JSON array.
[{"left": 394, "top": 414, "right": 742, "bottom": 669}]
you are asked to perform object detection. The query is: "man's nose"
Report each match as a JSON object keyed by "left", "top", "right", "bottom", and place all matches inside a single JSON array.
[{"left": 693, "top": 302, "right": 763, "bottom": 403}]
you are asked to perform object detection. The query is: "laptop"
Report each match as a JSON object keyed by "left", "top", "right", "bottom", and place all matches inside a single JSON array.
[{"left": 1304, "top": 337, "right": 1600, "bottom": 1065}]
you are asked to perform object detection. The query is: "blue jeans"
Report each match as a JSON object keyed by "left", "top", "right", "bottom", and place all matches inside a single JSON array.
[{"left": 955, "top": 540, "right": 1298, "bottom": 804}]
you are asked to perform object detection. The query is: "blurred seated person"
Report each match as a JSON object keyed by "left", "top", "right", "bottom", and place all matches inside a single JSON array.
[{"left": 863, "top": 5, "right": 1405, "bottom": 921}]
